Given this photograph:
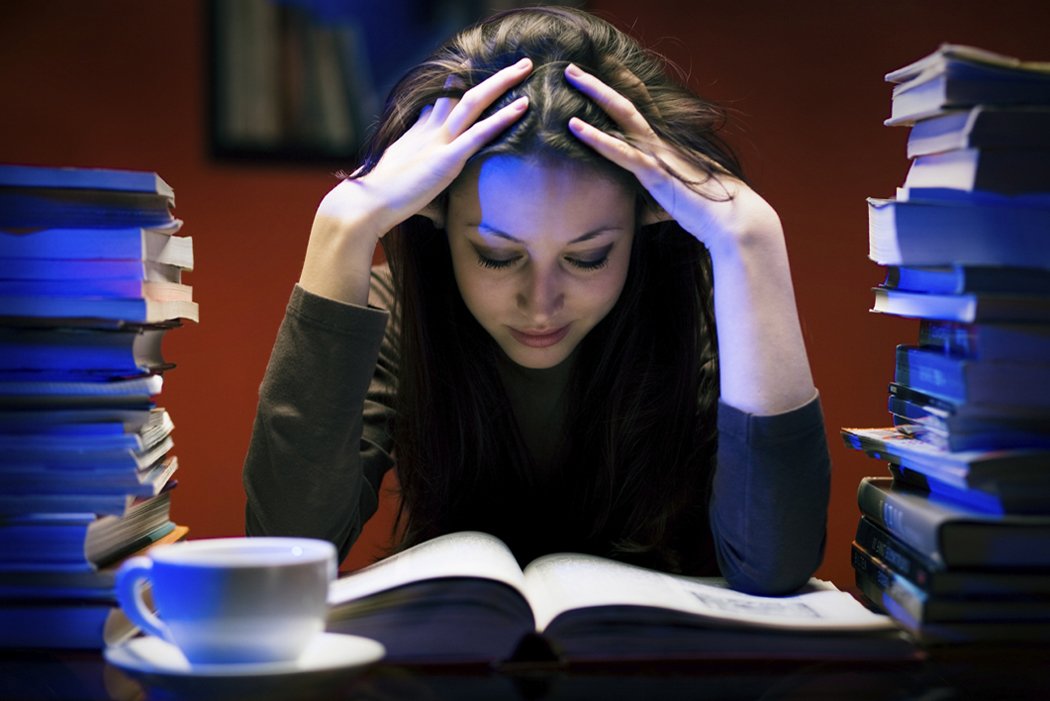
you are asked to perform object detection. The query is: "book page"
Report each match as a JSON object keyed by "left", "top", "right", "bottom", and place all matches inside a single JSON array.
[
  {"left": 328, "top": 531, "right": 527, "bottom": 606},
  {"left": 522, "top": 553, "right": 895, "bottom": 632}
]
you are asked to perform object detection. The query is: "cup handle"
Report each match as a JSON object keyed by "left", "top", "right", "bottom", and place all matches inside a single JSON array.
[{"left": 115, "top": 556, "right": 171, "bottom": 643}]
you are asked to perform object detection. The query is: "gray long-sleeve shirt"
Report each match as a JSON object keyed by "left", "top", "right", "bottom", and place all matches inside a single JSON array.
[{"left": 244, "top": 267, "right": 831, "bottom": 595}]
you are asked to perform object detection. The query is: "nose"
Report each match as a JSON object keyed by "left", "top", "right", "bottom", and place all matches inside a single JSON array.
[{"left": 516, "top": 265, "right": 565, "bottom": 325}]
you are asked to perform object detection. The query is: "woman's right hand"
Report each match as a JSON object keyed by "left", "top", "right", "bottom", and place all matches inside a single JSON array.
[{"left": 299, "top": 58, "right": 533, "bottom": 305}]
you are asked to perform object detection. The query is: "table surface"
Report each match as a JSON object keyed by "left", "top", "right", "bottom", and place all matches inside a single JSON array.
[{"left": 2, "top": 644, "right": 1049, "bottom": 701}]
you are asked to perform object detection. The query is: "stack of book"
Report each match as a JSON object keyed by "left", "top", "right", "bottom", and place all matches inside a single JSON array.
[
  {"left": 0, "top": 164, "right": 194, "bottom": 649},
  {"left": 842, "top": 44, "right": 1050, "bottom": 645}
]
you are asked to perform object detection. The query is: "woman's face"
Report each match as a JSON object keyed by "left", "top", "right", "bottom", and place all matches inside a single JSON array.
[{"left": 446, "top": 156, "right": 635, "bottom": 369}]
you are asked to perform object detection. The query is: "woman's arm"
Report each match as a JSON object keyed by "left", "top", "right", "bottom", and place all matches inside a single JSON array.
[
  {"left": 243, "top": 272, "right": 399, "bottom": 562},
  {"left": 564, "top": 64, "right": 829, "bottom": 593}
]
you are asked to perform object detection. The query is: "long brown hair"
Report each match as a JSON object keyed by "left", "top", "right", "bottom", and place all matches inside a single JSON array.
[{"left": 357, "top": 6, "right": 743, "bottom": 573}]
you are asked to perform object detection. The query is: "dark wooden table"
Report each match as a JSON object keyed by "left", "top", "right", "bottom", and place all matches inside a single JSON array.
[{"left": 1, "top": 645, "right": 1048, "bottom": 700}]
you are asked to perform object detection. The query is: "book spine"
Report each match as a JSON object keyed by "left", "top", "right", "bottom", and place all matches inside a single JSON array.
[
  {"left": 855, "top": 517, "right": 941, "bottom": 588},
  {"left": 851, "top": 543, "right": 929, "bottom": 623},
  {"left": 856, "top": 478, "right": 947, "bottom": 568}
]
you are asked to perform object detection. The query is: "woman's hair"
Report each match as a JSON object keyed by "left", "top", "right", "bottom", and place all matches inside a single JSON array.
[{"left": 357, "top": 6, "right": 742, "bottom": 573}]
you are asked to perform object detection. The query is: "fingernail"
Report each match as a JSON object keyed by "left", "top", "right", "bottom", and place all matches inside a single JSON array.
[
  {"left": 514, "top": 96, "right": 529, "bottom": 110},
  {"left": 568, "top": 117, "right": 585, "bottom": 131},
  {"left": 566, "top": 63, "right": 583, "bottom": 78},
  {"left": 516, "top": 57, "right": 532, "bottom": 70}
]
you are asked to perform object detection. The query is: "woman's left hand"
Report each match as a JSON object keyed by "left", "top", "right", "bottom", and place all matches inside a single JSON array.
[
  {"left": 563, "top": 63, "right": 777, "bottom": 256},
  {"left": 565, "top": 62, "right": 817, "bottom": 415}
]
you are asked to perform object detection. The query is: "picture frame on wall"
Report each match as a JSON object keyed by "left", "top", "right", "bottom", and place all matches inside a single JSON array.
[{"left": 207, "top": 0, "right": 584, "bottom": 165}]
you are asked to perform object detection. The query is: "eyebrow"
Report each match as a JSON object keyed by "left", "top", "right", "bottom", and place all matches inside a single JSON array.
[{"left": 475, "top": 223, "right": 624, "bottom": 245}]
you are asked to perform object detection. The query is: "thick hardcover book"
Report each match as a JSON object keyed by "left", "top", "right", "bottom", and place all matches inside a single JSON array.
[
  {"left": 888, "top": 463, "right": 1050, "bottom": 516},
  {"left": 852, "top": 542, "right": 1050, "bottom": 623},
  {"left": 855, "top": 476, "right": 1050, "bottom": 569},
  {"left": 903, "top": 147, "right": 1050, "bottom": 195},
  {"left": 0, "top": 326, "right": 172, "bottom": 376},
  {"left": 855, "top": 517, "right": 1050, "bottom": 598},
  {"left": 871, "top": 286, "right": 1050, "bottom": 324},
  {"left": 0, "top": 189, "right": 176, "bottom": 229},
  {"left": 885, "top": 44, "right": 1050, "bottom": 125},
  {"left": 0, "top": 293, "right": 199, "bottom": 325},
  {"left": 0, "top": 374, "right": 162, "bottom": 409},
  {"left": 917, "top": 319, "right": 1050, "bottom": 362},
  {"left": 0, "top": 225, "right": 190, "bottom": 267},
  {"left": 906, "top": 106, "right": 1050, "bottom": 158},
  {"left": 884, "top": 266, "right": 1050, "bottom": 297},
  {"left": 0, "top": 258, "right": 181, "bottom": 282},
  {"left": 893, "top": 344, "right": 1050, "bottom": 408},
  {"left": 0, "top": 164, "right": 174, "bottom": 199},
  {"left": 327, "top": 531, "right": 911, "bottom": 665},
  {"left": 867, "top": 196, "right": 1050, "bottom": 269}
]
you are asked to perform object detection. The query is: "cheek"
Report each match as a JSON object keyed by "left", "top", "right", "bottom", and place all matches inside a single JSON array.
[{"left": 448, "top": 255, "right": 507, "bottom": 325}]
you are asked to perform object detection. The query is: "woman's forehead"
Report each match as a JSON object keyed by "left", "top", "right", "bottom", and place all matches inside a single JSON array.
[{"left": 449, "top": 155, "right": 634, "bottom": 235}]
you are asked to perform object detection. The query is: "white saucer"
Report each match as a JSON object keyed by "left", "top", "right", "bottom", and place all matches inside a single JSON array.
[{"left": 105, "top": 632, "right": 384, "bottom": 697}]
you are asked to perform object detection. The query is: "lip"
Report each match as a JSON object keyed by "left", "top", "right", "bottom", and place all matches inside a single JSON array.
[{"left": 509, "top": 325, "right": 571, "bottom": 348}]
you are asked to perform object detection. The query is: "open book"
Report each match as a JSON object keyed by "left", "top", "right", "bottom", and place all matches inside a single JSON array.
[{"left": 327, "top": 532, "right": 915, "bottom": 665}]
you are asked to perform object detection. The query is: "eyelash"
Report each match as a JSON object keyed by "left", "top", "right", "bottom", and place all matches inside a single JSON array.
[
  {"left": 474, "top": 247, "right": 613, "bottom": 272},
  {"left": 474, "top": 253, "right": 611, "bottom": 272}
]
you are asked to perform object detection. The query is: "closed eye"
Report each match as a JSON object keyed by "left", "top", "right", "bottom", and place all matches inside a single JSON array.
[
  {"left": 565, "top": 245, "right": 613, "bottom": 271},
  {"left": 475, "top": 250, "right": 522, "bottom": 270}
]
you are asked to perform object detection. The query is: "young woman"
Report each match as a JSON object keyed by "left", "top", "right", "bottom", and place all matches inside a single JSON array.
[{"left": 244, "top": 6, "right": 830, "bottom": 595}]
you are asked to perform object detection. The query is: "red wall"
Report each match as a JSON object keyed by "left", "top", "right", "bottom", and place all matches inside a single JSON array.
[{"left": 2, "top": 0, "right": 1048, "bottom": 587}]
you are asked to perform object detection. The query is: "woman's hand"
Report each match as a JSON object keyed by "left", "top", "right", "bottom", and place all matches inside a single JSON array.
[
  {"left": 300, "top": 58, "right": 533, "bottom": 305},
  {"left": 563, "top": 63, "right": 777, "bottom": 257},
  {"left": 565, "top": 63, "right": 817, "bottom": 415}
]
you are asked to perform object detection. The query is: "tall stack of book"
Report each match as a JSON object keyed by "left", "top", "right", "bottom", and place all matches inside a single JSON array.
[
  {"left": 841, "top": 44, "right": 1050, "bottom": 645},
  {"left": 0, "top": 164, "right": 195, "bottom": 649}
]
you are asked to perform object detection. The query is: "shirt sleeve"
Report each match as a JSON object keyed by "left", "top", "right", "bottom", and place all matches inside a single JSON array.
[
  {"left": 709, "top": 394, "right": 832, "bottom": 595},
  {"left": 242, "top": 272, "right": 398, "bottom": 563}
]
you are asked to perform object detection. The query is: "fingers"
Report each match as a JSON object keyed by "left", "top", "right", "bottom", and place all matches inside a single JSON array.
[
  {"left": 444, "top": 57, "right": 533, "bottom": 135},
  {"left": 429, "top": 75, "right": 465, "bottom": 125},
  {"left": 455, "top": 96, "right": 529, "bottom": 155},
  {"left": 564, "top": 63, "right": 656, "bottom": 141},
  {"left": 568, "top": 116, "right": 661, "bottom": 189}
]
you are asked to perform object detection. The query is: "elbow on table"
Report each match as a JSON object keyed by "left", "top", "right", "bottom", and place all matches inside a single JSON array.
[{"left": 716, "top": 534, "right": 826, "bottom": 597}]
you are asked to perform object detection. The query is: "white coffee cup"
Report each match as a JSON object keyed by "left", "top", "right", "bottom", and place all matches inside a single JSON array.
[{"left": 115, "top": 537, "right": 336, "bottom": 665}]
